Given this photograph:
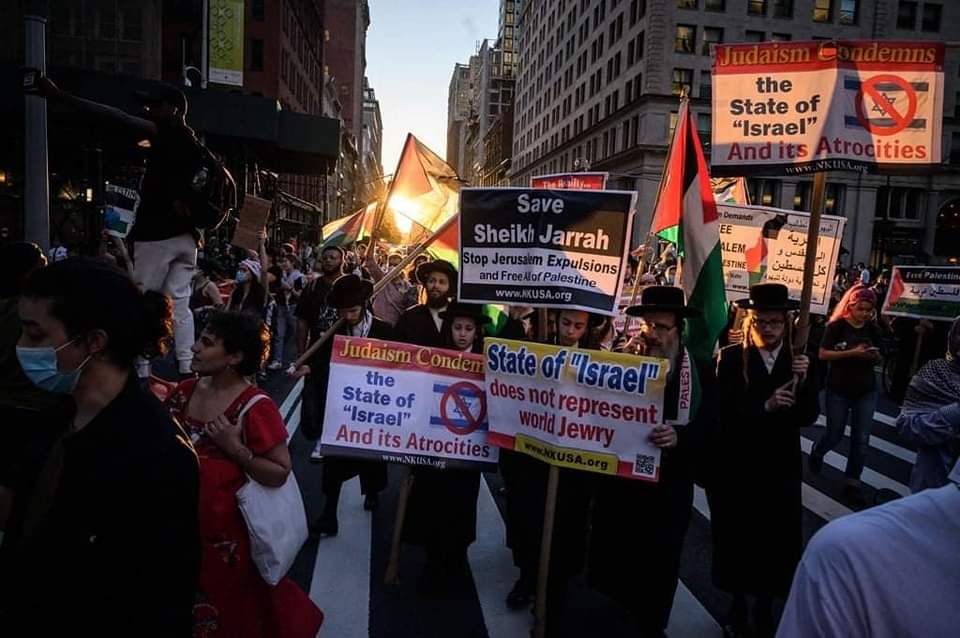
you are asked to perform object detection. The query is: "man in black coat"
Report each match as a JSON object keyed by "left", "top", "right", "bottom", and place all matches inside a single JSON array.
[
  {"left": 708, "top": 284, "right": 819, "bottom": 638},
  {"left": 296, "top": 275, "right": 391, "bottom": 535},
  {"left": 588, "top": 286, "right": 718, "bottom": 638},
  {"left": 392, "top": 259, "right": 457, "bottom": 347}
]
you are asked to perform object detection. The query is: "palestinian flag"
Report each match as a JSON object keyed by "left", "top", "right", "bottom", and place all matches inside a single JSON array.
[
  {"left": 711, "top": 177, "right": 750, "bottom": 205},
  {"left": 651, "top": 100, "right": 727, "bottom": 364},
  {"left": 321, "top": 203, "right": 377, "bottom": 247},
  {"left": 744, "top": 213, "right": 788, "bottom": 286}
]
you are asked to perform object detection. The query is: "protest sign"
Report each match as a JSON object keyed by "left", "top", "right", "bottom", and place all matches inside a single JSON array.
[
  {"left": 321, "top": 336, "right": 497, "bottom": 470},
  {"left": 530, "top": 172, "right": 608, "bottom": 190},
  {"left": 718, "top": 204, "right": 845, "bottom": 315},
  {"left": 103, "top": 184, "right": 140, "bottom": 238},
  {"left": 458, "top": 188, "right": 635, "bottom": 314},
  {"left": 882, "top": 266, "right": 960, "bottom": 321},
  {"left": 484, "top": 338, "right": 667, "bottom": 481},
  {"left": 712, "top": 40, "right": 944, "bottom": 176},
  {"left": 232, "top": 195, "right": 272, "bottom": 252}
]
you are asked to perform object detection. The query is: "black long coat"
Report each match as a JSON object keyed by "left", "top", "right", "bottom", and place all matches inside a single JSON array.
[
  {"left": 587, "top": 354, "right": 717, "bottom": 634},
  {"left": 399, "top": 304, "right": 481, "bottom": 553},
  {"left": 707, "top": 343, "right": 819, "bottom": 597},
  {"left": 319, "top": 317, "right": 392, "bottom": 495}
]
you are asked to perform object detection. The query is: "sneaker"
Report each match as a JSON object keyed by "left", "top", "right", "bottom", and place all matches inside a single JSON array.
[
  {"left": 310, "top": 443, "right": 324, "bottom": 463},
  {"left": 267, "top": 360, "right": 283, "bottom": 371},
  {"left": 808, "top": 453, "right": 823, "bottom": 475}
]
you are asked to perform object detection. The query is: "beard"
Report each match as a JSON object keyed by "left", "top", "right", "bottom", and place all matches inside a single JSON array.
[
  {"left": 426, "top": 292, "right": 448, "bottom": 309},
  {"left": 645, "top": 340, "right": 680, "bottom": 363}
]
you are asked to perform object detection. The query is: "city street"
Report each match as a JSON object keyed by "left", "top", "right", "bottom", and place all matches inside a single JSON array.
[{"left": 259, "top": 371, "right": 915, "bottom": 638}]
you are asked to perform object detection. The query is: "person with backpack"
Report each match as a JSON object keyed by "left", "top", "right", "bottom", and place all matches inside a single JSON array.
[{"left": 27, "top": 71, "right": 234, "bottom": 379}]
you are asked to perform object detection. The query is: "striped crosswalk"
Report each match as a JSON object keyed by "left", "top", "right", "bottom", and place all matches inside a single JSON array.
[{"left": 273, "top": 377, "right": 918, "bottom": 638}]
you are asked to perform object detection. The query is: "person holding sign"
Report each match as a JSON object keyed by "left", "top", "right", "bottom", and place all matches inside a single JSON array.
[
  {"left": 808, "top": 285, "right": 882, "bottom": 502},
  {"left": 393, "top": 260, "right": 457, "bottom": 348},
  {"left": 708, "top": 284, "right": 819, "bottom": 638},
  {"left": 402, "top": 302, "right": 490, "bottom": 595},
  {"left": 588, "top": 286, "right": 717, "bottom": 638},
  {"left": 306, "top": 275, "right": 391, "bottom": 535},
  {"left": 500, "top": 310, "right": 601, "bottom": 619}
]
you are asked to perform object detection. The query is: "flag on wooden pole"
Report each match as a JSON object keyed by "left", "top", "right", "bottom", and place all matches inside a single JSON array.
[{"left": 650, "top": 99, "right": 727, "bottom": 363}]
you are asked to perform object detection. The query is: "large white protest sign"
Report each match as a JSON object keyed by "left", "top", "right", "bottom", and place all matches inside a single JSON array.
[
  {"left": 718, "top": 204, "right": 845, "bottom": 315},
  {"left": 321, "top": 336, "right": 497, "bottom": 470},
  {"left": 882, "top": 266, "right": 960, "bottom": 321},
  {"left": 458, "top": 188, "right": 635, "bottom": 314},
  {"left": 712, "top": 40, "right": 944, "bottom": 176},
  {"left": 484, "top": 338, "right": 667, "bottom": 482}
]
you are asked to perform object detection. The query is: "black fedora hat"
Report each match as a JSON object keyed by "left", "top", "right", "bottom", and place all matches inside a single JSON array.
[
  {"left": 416, "top": 259, "right": 458, "bottom": 287},
  {"left": 625, "top": 285, "right": 702, "bottom": 318},
  {"left": 439, "top": 302, "right": 492, "bottom": 325},
  {"left": 327, "top": 274, "right": 373, "bottom": 309},
  {"left": 735, "top": 283, "right": 800, "bottom": 311}
]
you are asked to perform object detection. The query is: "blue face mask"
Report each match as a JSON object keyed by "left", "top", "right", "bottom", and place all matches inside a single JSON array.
[
  {"left": 16, "top": 339, "right": 92, "bottom": 394},
  {"left": 235, "top": 270, "right": 248, "bottom": 284}
]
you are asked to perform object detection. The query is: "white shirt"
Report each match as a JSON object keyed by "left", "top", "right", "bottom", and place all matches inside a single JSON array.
[
  {"left": 48, "top": 246, "right": 67, "bottom": 262},
  {"left": 429, "top": 306, "right": 445, "bottom": 332},
  {"left": 759, "top": 342, "right": 783, "bottom": 373}
]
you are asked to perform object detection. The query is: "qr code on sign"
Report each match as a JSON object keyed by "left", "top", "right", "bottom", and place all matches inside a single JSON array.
[{"left": 633, "top": 454, "right": 656, "bottom": 478}]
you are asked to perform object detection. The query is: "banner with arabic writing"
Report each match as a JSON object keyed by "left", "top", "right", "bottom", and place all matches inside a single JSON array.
[
  {"left": 718, "top": 204, "right": 846, "bottom": 315},
  {"left": 881, "top": 266, "right": 960, "bottom": 321}
]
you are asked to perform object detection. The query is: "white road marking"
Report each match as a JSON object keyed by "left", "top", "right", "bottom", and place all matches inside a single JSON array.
[
  {"left": 799, "top": 436, "right": 910, "bottom": 496},
  {"left": 812, "top": 415, "right": 916, "bottom": 464}
]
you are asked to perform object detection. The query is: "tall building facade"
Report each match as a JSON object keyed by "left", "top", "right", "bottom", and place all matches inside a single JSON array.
[
  {"left": 510, "top": 0, "right": 960, "bottom": 268},
  {"left": 362, "top": 77, "right": 384, "bottom": 200},
  {"left": 447, "top": 62, "right": 473, "bottom": 176}
]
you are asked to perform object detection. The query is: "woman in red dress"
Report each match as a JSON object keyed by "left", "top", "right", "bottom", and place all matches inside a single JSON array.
[{"left": 167, "top": 311, "right": 322, "bottom": 638}]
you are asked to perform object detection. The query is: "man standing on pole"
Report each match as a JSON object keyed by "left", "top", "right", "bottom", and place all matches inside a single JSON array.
[{"left": 589, "top": 285, "right": 717, "bottom": 638}]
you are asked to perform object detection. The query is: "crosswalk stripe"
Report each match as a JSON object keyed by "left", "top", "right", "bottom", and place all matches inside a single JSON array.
[
  {"left": 799, "top": 436, "right": 910, "bottom": 496},
  {"left": 695, "top": 477, "right": 853, "bottom": 525},
  {"left": 308, "top": 477, "right": 372, "bottom": 638},
  {"left": 668, "top": 582, "right": 723, "bottom": 637},
  {"left": 812, "top": 416, "right": 917, "bottom": 464},
  {"left": 286, "top": 401, "right": 301, "bottom": 442},
  {"left": 470, "top": 480, "right": 537, "bottom": 638},
  {"left": 279, "top": 377, "right": 304, "bottom": 421},
  {"left": 874, "top": 412, "right": 898, "bottom": 427}
]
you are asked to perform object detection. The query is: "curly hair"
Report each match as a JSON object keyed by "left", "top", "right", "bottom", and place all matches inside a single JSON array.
[{"left": 202, "top": 311, "right": 270, "bottom": 377}]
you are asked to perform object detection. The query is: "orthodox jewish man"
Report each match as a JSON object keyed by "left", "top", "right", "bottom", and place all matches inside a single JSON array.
[
  {"left": 707, "top": 283, "right": 819, "bottom": 637},
  {"left": 392, "top": 259, "right": 457, "bottom": 347},
  {"left": 311, "top": 275, "right": 391, "bottom": 535},
  {"left": 588, "top": 286, "right": 717, "bottom": 638}
]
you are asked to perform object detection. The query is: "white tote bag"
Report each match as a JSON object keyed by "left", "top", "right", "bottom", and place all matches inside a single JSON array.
[{"left": 234, "top": 394, "right": 309, "bottom": 586}]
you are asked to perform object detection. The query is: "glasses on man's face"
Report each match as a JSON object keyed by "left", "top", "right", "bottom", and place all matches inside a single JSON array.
[
  {"left": 754, "top": 319, "right": 785, "bottom": 330},
  {"left": 638, "top": 320, "right": 677, "bottom": 335}
]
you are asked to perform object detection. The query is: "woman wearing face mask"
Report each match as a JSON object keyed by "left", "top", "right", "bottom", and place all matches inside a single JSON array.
[
  {"left": 166, "top": 311, "right": 322, "bottom": 638},
  {"left": 402, "top": 302, "right": 490, "bottom": 595},
  {"left": 226, "top": 258, "right": 268, "bottom": 319},
  {"left": 808, "top": 284, "right": 883, "bottom": 501},
  {"left": 2, "top": 257, "right": 200, "bottom": 636}
]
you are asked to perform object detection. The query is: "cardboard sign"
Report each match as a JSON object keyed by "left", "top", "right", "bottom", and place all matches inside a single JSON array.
[
  {"left": 458, "top": 188, "right": 635, "bottom": 314},
  {"left": 718, "top": 204, "right": 845, "bottom": 315},
  {"left": 321, "top": 336, "right": 498, "bottom": 470},
  {"left": 882, "top": 266, "right": 960, "bottom": 321},
  {"left": 712, "top": 40, "right": 944, "bottom": 175},
  {"left": 484, "top": 338, "right": 667, "bottom": 481},
  {"left": 232, "top": 195, "right": 271, "bottom": 253}
]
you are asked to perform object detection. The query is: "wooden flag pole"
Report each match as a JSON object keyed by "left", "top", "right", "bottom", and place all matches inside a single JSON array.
[
  {"left": 383, "top": 468, "right": 415, "bottom": 584},
  {"left": 793, "top": 171, "right": 827, "bottom": 354},
  {"left": 534, "top": 465, "right": 560, "bottom": 638},
  {"left": 288, "top": 213, "right": 460, "bottom": 372}
]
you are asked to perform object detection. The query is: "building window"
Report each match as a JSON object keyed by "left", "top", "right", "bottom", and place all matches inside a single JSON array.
[
  {"left": 700, "top": 70, "right": 712, "bottom": 99},
  {"left": 250, "top": 39, "right": 264, "bottom": 71},
  {"left": 748, "top": 0, "right": 767, "bottom": 15},
  {"left": 839, "top": 0, "right": 858, "bottom": 24},
  {"left": 675, "top": 25, "right": 696, "bottom": 53},
  {"left": 702, "top": 27, "right": 723, "bottom": 55},
  {"left": 897, "top": 1, "right": 917, "bottom": 29},
  {"left": 705, "top": 0, "right": 725, "bottom": 9},
  {"left": 748, "top": 179, "right": 780, "bottom": 207},
  {"left": 252, "top": 0, "right": 265, "bottom": 20},
  {"left": 772, "top": 0, "right": 793, "bottom": 17},
  {"left": 678, "top": 0, "right": 697, "bottom": 8},
  {"left": 771, "top": 33, "right": 792, "bottom": 41},
  {"left": 745, "top": 30, "right": 765, "bottom": 42},
  {"left": 824, "top": 184, "right": 844, "bottom": 215},
  {"left": 120, "top": 5, "right": 141, "bottom": 41},
  {"left": 668, "top": 111, "right": 679, "bottom": 139},
  {"left": 813, "top": 0, "right": 832, "bottom": 22},
  {"left": 697, "top": 112, "right": 711, "bottom": 149},
  {"left": 672, "top": 68, "right": 693, "bottom": 96},
  {"left": 921, "top": 3, "right": 941, "bottom": 32},
  {"left": 876, "top": 187, "right": 925, "bottom": 220}
]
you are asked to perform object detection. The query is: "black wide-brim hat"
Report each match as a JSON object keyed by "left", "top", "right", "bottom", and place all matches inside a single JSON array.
[
  {"left": 735, "top": 283, "right": 800, "bottom": 311},
  {"left": 439, "top": 302, "right": 492, "bottom": 325},
  {"left": 625, "top": 285, "right": 702, "bottom": 318},
  {"left": 416, "top": 259, "right": 458, "bottom": 287},
  {"left": 327, "top": 274, "right": 373, "bottom": 308}
]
